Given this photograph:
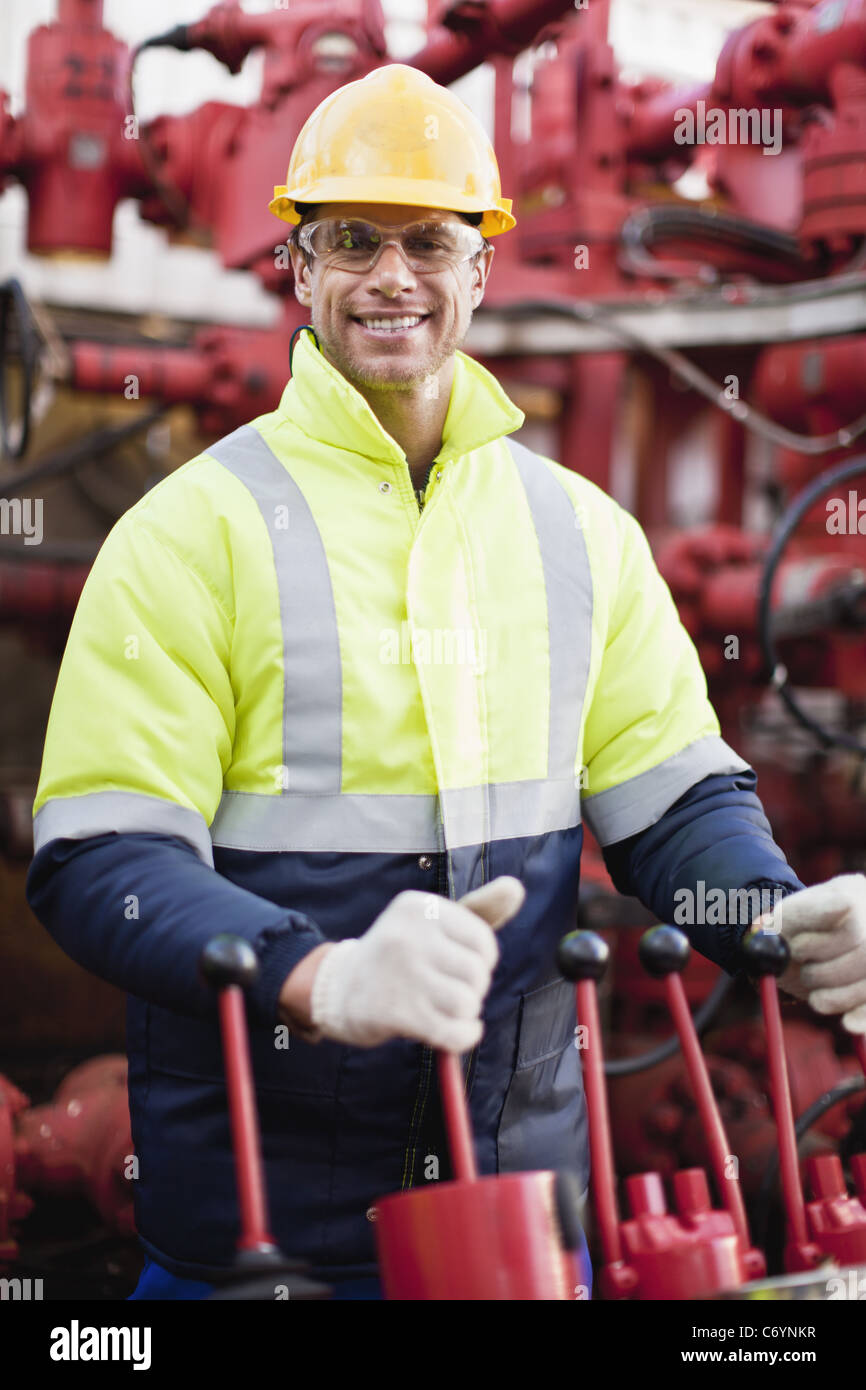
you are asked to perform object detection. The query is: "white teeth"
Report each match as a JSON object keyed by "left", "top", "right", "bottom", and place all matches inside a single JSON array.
[{"left": 358, "top": 315, "right": 424, "bottom": 331}]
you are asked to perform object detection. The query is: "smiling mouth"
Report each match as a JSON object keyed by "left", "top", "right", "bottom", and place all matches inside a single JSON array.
[{"left": 349, "top": 313, "right": 433, "bottom": 336}]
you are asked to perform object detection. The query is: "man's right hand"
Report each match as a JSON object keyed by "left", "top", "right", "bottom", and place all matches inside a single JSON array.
[{"left": 288, "top": 877, "right": 525, "bottom": 1051}]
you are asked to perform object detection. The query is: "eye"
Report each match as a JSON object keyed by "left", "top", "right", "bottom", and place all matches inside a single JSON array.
[
  {"left": 407, "top": 236, "right": 442, "bottom": 252},
  {"left": 406, "top": 225, "right": 457, "bottom": 254},
  {"left": 336, "top": 222, "right": 379, "bottom": 252}
]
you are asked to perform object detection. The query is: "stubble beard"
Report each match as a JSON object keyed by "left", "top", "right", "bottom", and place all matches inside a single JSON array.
[{"left": 316, "top": 308, "right": 469, "bottom": 394}]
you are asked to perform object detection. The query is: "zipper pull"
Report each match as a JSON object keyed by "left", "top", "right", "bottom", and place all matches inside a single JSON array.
[{"left": 415, "top": 461, "right": 444, "bottom": 514}]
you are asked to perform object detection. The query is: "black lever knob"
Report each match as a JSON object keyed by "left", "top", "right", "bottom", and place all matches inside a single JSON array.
[
  {"left": 740, "top": 926, "right": 791, "bottom": 978},
  {"left": 200, "top": 934, "right": 260, "bottom": 991},
  {"left": 556, "top": 929, "right": 609, "bottom": 983},
  {"left": 638, "top": 924, "right": 690, "bottom": 978}
]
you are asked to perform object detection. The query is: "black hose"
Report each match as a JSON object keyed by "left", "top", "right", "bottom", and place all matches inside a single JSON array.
[
  {"left": 137, "top": 26, "right": 192, "bottom": 53},
  {"left": 127, "top": 45, "right": 192, "bottom": 230},
  {"left": 619, "top": 205, "right": 810, "bottom": 285},
  {"left": 757, "top": 454, "right": 866, "bottom": 756},
  {"left": 604, "top": 970, "right": 734, "bottom": 1077},
  {"left": 0, "top": 278, "right": 42, "bottom": 459},
  {"left": 753, "top": 1073, "right": 866, "bottom": 1254}
]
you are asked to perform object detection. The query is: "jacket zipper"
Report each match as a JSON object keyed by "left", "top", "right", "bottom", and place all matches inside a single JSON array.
[
  {"left": 414, "top": 460, "right": 437, "bottom": 515},
  {"left": 401, "top": 459, "right": 447, "bottom": 1188},
  {"left": 401, "top": 797, "right": 448, "bottom": 1189}
]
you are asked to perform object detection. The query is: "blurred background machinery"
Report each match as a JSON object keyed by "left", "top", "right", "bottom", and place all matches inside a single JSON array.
[{"left": 1, "top": 0, "right": 865, "bottom": 1295}]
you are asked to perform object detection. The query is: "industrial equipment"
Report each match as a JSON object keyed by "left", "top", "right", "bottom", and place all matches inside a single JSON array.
[{"left": 3, "top": 0, "right": 866, "bottom": 1301}]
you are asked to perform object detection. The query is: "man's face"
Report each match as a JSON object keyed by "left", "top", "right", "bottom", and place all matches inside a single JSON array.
[{"left": 288, "top": 203, "right": 495, "bottom": 391}]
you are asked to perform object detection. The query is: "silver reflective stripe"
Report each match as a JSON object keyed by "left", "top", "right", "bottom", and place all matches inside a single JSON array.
[
  {"left": 33, "top": 792, "right": 214, "bottom": 867},
  {"left": 581, "top": 734, "right": 752, "bottom": 846},
  {"left": 441, "top": 778, "right": 581, "bottom": 847},
  {"left": 505, "top": 437, "right": 591, "bottom": 786},
  {"left": 211, "top": 789, "right": 440, "bottom": 854},
  {"left": 201, "top": 431, "right": 590, "bottom": 855},
  {"left": 207, "top": 425, "right": 342, "bottom": 794},
  {"left": 209, "top": 778, "right": 583, "bottom": 854}
]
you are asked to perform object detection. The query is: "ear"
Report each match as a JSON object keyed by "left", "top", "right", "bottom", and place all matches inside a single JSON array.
[
  {"left": 288, "top": 241, "right": 313, "bottom": 309},
  {"left": 469, "top": 243, "right": 495, "bottom": 311}
]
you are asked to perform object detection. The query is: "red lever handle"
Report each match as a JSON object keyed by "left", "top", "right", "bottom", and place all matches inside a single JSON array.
[
  {"left": 557, "top": 931, "right": 625, "bottom": 1269},
  {"left": 200, "top": 935, "right": 277, "bottom": 1253},
  {"left": 437, "top": 1051, "right": 478, "bottom": 1182},
  {"left": 641, "top": 927, "right": 752, "bottom": 1248}
]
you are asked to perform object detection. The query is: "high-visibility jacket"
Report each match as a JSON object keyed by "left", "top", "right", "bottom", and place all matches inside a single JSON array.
[{"left": 27, "top": 326, "right": 799, "bottom": 1280}]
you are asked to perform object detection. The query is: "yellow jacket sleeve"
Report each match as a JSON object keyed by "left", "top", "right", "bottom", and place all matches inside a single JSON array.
[{"left": 33, "top": 516, "right": 235, "bottom": 864}]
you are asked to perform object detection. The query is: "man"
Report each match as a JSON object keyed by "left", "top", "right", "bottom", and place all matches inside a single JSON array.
[{"left": 26, "top": 63, "right": 866, "bottom": 1302}]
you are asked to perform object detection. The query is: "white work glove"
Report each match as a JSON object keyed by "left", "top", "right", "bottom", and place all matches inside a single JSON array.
[
  {"left": 754, "top": 874, "right": 866, "bottom": 1034},
  {"left": 310, "top": 876, "right": 526, "bottom": 1051}
]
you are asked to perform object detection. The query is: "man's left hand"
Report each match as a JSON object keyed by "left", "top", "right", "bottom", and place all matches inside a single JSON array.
[{"left": 754, "top": 874, "right": 866, "bottom": 1034}]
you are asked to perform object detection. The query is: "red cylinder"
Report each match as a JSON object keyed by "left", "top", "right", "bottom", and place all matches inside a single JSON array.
[{"left": 374, "top": 1171, "right": 579, "bottom": 1301}]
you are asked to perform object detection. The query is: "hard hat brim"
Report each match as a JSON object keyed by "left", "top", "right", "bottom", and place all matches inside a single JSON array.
[{"left": 269, "top": 178, "right": 515, "bottom": 237}]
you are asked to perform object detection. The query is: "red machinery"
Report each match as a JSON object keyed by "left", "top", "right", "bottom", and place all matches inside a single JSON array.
[
  {"left": 198, "top": 934, "right": 330, "bottom": 1299},
  {"left": 741, "top": 927, "right": 866, "bottom": 1272},
  {"left": 557, "top": 921, "right": 866, "bottom": 1299},
  {"left": 0, "top": 1056, "right": 134, "bottom": 1261},
  {"left": 558, "top": 926, "right": 766, "bottom": 1300},
  {"left": 200, "top": 935, "right": 588, "bottom": 1300},
  {"left": 3, "top": 0, "right": 866, "bottom": 1294},
  {"left": 374, "top": 1050, "right": 590, "bottom": 1300}
]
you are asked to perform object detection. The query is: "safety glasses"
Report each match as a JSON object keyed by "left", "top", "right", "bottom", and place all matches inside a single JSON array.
[{"left": 295, "top": 216, "right": 488, "bottom": 274}]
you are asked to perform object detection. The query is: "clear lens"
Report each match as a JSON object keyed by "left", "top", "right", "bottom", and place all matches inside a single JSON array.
[{"left": 303, "top": 218, "right": 484, "bottom": 272}]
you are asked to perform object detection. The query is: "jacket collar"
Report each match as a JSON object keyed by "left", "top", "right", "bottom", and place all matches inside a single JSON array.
[{"left": 277, "top": 325, "right": 525, "bottom": 469}]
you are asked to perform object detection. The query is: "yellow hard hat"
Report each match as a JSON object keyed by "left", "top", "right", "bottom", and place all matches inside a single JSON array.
[{"left": 269, "top": 63, "right": 515, "bottom": 238}]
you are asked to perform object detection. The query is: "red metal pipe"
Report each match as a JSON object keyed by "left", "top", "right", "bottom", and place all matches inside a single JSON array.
[
  {"left": 58, "top": 0, "right": 103, "bottom": 26},
  {"left": 627, "top": 1, "right": 866, "bottom": 160},
  {"left": 71, "top": 341, "right": 211, "bottom": 403},
  {"left": 0, "top": 562, "right": 89, "bottom": 620},
  {"left": 436, "top": 1051, "right": 478, "bottom": 1183},
  {"left": 624, "top": 83, "right": 710, "bottom": 160},
  {"left": 411, "top": 0, "right": 579, "bottom": 87},
  {"left": 218, "top": 985, "right": 275, "bottom": 1251}
]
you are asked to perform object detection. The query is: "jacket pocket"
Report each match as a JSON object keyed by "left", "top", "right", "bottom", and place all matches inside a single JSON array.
[{"left": 496, "top": 976, "right": 589, "bottom": 1182}]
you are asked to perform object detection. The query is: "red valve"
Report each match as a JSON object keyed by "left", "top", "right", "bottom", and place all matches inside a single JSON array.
[
  {"left": 199, "top": 935, "right": 330, "bottom": 1299},
  {"left": 558, "top": 926, "right": 765, "bottom": 1299},
  {"left": 742, "top": 928, "right": 866, "bottom": 1272},
  {"left": 374, "top": 1025, "right": 588, "bottom": 1299}
]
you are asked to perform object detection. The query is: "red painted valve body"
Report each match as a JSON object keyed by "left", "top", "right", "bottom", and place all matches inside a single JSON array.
[
  {"left": 803, "top": 1153, "right": 866, "bottom": 1269},
  {"left": 374, "top": 1170, "right": 578, "bottom": 1301},
  {"left": 605, "top": 1168, "right": 762, "bottom": 1300}
]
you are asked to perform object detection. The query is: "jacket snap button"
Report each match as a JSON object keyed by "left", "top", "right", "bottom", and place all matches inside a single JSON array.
[
  {"left": 418, "top": 854, "right": 433, "bottom": 870},
  {"left": 435, "top": 469, "right": 443, "bottom": 480},
  {"left": 366, "top": 1206, "right": 378, "bottom": 1222},
  {"left": 378, "top": 480, "right": 392, "bottom": 493}
]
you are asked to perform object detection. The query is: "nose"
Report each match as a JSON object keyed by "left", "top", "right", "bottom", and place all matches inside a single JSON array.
[{"left": 367, "top": 240, "right": 418, "bottom": 295}]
